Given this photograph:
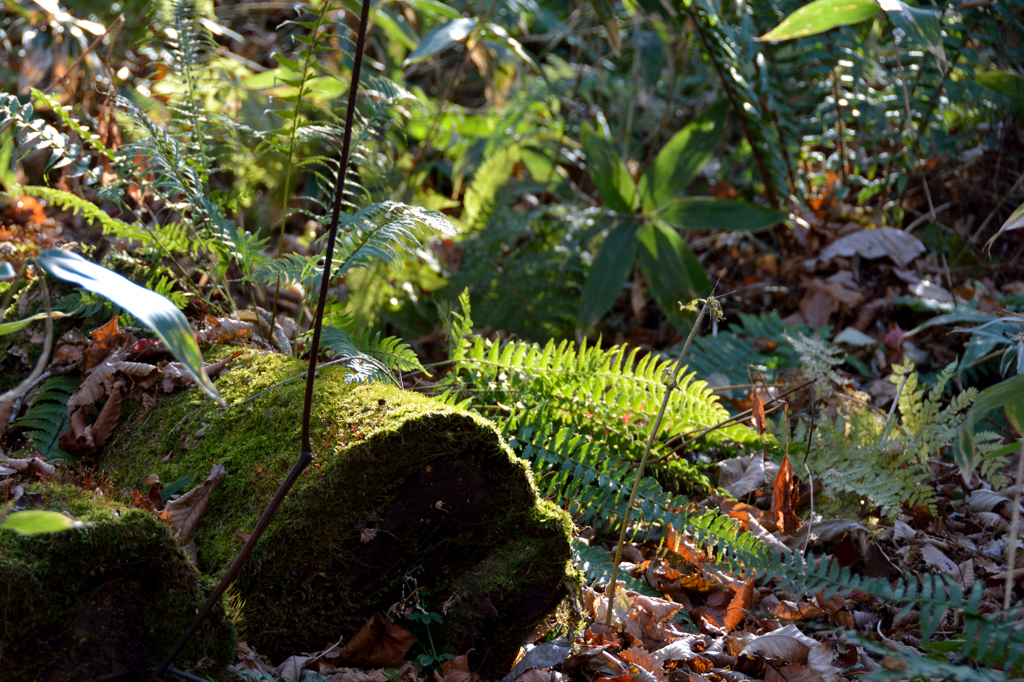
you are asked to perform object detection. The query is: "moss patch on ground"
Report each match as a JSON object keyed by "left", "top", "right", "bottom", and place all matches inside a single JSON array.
[
  {"left": 102, "top": 348, "right": 576, "bottom": 674},
  {"left": 0, "top": 483, "right": 235, "bottom": 681}
]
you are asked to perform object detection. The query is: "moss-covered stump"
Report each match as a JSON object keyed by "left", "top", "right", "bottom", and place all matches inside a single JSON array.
[
  {"left": 102, "top": 349, "right": 575, "bottom": 674},
  {"left": 0, "top": 484, "right": 235, "bottom": 681}
]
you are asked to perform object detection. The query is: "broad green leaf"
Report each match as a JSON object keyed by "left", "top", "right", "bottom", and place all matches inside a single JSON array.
[
  {"left": 1, "top": 510, "right": 82, "bottom": 535},
  {"left": 578, "top": 221, "right": 641, "bottom": 331},
  {"left": 1, "top": 261, "right": 14, "bottom": 280},
  {"left": 404, "top": 18, "right": 477, "bottom": 66},
  {"left": 0, "top": 309, "right": 75, "bottom": 336},
  {"left": 636, "top": 221, "right": 712, "bottom": 332},
  {"left": 581, "top": 124, "right": 639, "bottom": 214},
  {"left": 35, "top": 249, "right": 224, "bottom": 407},
  {"left": 659, "top": 197, "right": 786, "bottom": 232},
  {"left": 976, "top": 70, "right": 1024, "bottom": 103},
  {"left": 638, "top": 102, "right": 728, "bottom": 212},
  {"left": 953, "top": 373, "right": 1024, "bottom": 482},
  {"left": 757, "top": 0, "right": 879, "bottom": 41},
  {"left": 882, "top": 0, "right": 944, "bottom": 68},
  {"left": 983, "top": 202, "right": 1024, "bottom": 250},
  {"left": 407, "top": 0, "right": 463, "bottom": 20},
  {"left": 374, "top": 10, "right": 419, "bottom": 51}
]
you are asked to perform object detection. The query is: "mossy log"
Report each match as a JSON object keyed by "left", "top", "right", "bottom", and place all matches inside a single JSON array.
[
  {"left": 0, "top": 484, "right": 235, "bottom": 681},
  {"left": 101, "top": 349, "right": 576, "bottom": 674}
]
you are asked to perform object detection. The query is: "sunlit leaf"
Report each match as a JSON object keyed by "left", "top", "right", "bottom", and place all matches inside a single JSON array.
[
  {"left": 638, "top": 102, "right": 728, "bottom": 212},
  {"left": 35, "top": 249, "right": 224, "bottom": 407},
  {"left": 406, "top": 0, "right": 463, "bottom": 20},
  {"left": 0, "top": 309, "right": 75, "bottom": 336},
  {"left": 659, "top": 197, "right": 786, "bottom": 232},
  {"left": 404, "top": 18, "right": 477, "bottom": 66},
  {"left": 578, "top": 221, "right": 641, "bottom": 331},
  {"left": 976, "top": 70, "right": 1024, "bottom": 103},
  {"left": 984, "top": 202, "right": 1024, "bottom": 251},
  {"left": 1, "top": 510, "right": 83, "bottom": 535},
  {"left": 881, "top": 0, "right": 944, "bottom": 68},
  {"left": 637, "top": 221, "right": 712, "bottom": 332},
  {"left": 757, "top": 0, "right": 878, "bottom": 41},
  {"left": 581, "top": 124, "right": 639, "bottom": 214}
]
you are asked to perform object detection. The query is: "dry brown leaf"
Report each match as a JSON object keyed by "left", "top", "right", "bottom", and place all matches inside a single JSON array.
[
  {"left": 52, "top": 329, "right": 87, "bottom": 367},
  {"left": 740, "top": 625, "right": 817, "bottom": 663},
  {"left": 0, "top": 400, "right": 11, "bottom": 442},
  {"left": 751, "top": 390, "right": 766, "bottom": 435},
  {"left": 723, "top": 578, "right": 755, "bottom": 632},
  {"left": 772, "top": 455, "right": 800, "bottom": 536},
  {"left": 630, "top": 593, "right": 683, "bottom": 624},
  {"left": 920, "top": 544, "right": 958, "bottom": 573},
  {"left": 441, "top": 654, "right": 480, "bottom": 682},
  {"left": 196, "top": 316, "right": 254, "bottom": 346},
  {"left": 813, "top": 227, "right": 925, "bottom": 268},
  {"left": 273, "top": 655, "right": 310, "bottom": 681},
  {"left": 114, "top": 361, "right": 164, "bottom": 389},
  {"left": 717, "top": 454, "right": 779, "bottom": 498},
  {"left": 799, "top": 277, "right": 865, "bottom": 329},
  {"left": 83, "top": 317, "right": 123, "bottom": 373},
  {"left": 620, "top": 645, "right": 664, "bottom": 681},
  {"left": 159, "top": 463, "right": 228, "bottom": 543},
  {"left": 92, "top": 384, "right": 123, "bottom": 446},
  {"left": 335, "top": 613, "right": 417, "bottom": 668}
]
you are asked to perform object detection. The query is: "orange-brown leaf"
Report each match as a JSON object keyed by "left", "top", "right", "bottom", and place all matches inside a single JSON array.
[
  {"left": 723, "top": 578, "right": 755, "bottom": 632},
  {"left": 335, "top": 613, "right": 417, "bottom": 668},
  {"left": 772, "top": 455, "right": 800, "bottom": 536}
]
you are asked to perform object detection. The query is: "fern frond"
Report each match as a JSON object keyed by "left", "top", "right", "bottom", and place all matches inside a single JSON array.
[
  {"left": 330, "top": 201, "right": 458, "bottom": 277},
  {"left": 12, "top": 374, "right": 78, "bottom": 462}
]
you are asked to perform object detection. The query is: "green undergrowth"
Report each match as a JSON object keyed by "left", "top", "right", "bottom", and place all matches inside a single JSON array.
[
  {"left": 101, "top": 346, "right": 577, "bottom": 672},
  {"left": 0, "top": 483, "right": 235, "bottom": 680}
]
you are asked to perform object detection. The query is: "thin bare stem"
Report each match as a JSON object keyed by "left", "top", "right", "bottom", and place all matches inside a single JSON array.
[
  {"left": 605, "top": 299, "right": 711, "bottom": 626},
  {"left": 150, "top": 0, "right": 373, "bottom": 676},
  {"left": 1004, "top": 439, "right": 1024, "bottom": 611}
]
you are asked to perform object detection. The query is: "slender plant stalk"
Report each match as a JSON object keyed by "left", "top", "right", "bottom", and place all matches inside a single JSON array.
[
  {"left": 1004, "top": 439, "right": 1024, "bottom": 612},
  {"left": 150, "top": 0, "right": 373, "bottom": 676},
  {"left": 605, "top": 298, "right": 711, "bottom": 626}
]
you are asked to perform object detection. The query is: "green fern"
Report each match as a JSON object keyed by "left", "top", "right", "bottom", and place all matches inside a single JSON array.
[
  {"left": 788, "top": 336, "right": 998, "bottom": 519},
  {"left": 437, "top": 298, "right": 760, "bottom": 530},
  {"left": 319, "top": 324, "right": 426, "bottom": 384},
  {"left": 12, "top": 374, "right": 78, "bottom": 462}
]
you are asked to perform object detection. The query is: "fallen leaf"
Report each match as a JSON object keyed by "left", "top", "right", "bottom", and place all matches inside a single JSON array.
[
  {"left": 920, "top": 544, "right": 958, "bottom": 574},
  {"left": 441, "top": 654, "right": 480, "bottom": 682},
  {"left": 620, "top": 646, "right": 664, "bottom": 681},
  {"left": 273, "top": 655, "right": 310, "bottom": 681},
  {"left": 159, "top": 463, "right": 228, "bottom": 543},
  {"left": 798, "top": 277, "right": 864, "bottom": 329},
  {"left": 335, "top": 613, "right": 417, "bottom": 668},
  {"left": 812, "top": 227, "right": 925, "bottom": 268},
  {"left": 740, "top": 624, "right": 817, "bottom": 663},
  {"left": 772, "top": 455, "right": 800, "bottom": 536},
  {"left": 92, "top": 384, "right": 123, "bottom": 446},
  {"left": 723, "top": 578, "right": 755, "bottom": 631},
  {"left": 146, "top": 473, "right": 163, "bottom": 511},
  {"left": 751, "top": 390, "right": 766, "bottom": 435},
  {"left": 501, "top": 639, "right": 572, "bottom": 682},
  {"left": 0, "top": 400, "right": 11, "bottom": 442},
  {"left": 83, "top": 317, "right": 124, "bottom": 373},
  {"left": 717, "top": 454, "right": 779, "bottom": 498}
]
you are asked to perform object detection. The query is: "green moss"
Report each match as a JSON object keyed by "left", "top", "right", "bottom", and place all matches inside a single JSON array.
[
  {"left": 0, "top": 484, "right": 235, "bottom": 681},
  {"left": 102, "top": 348, "right": 576, "bottom": 674}
]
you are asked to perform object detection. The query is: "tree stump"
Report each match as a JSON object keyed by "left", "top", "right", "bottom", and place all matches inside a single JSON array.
[
  {"left": 0, "top": 484, "right": 235, "bottom": 681},
  {"left": 102, "top": 349, "right": 577, "bottom": 674}
]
